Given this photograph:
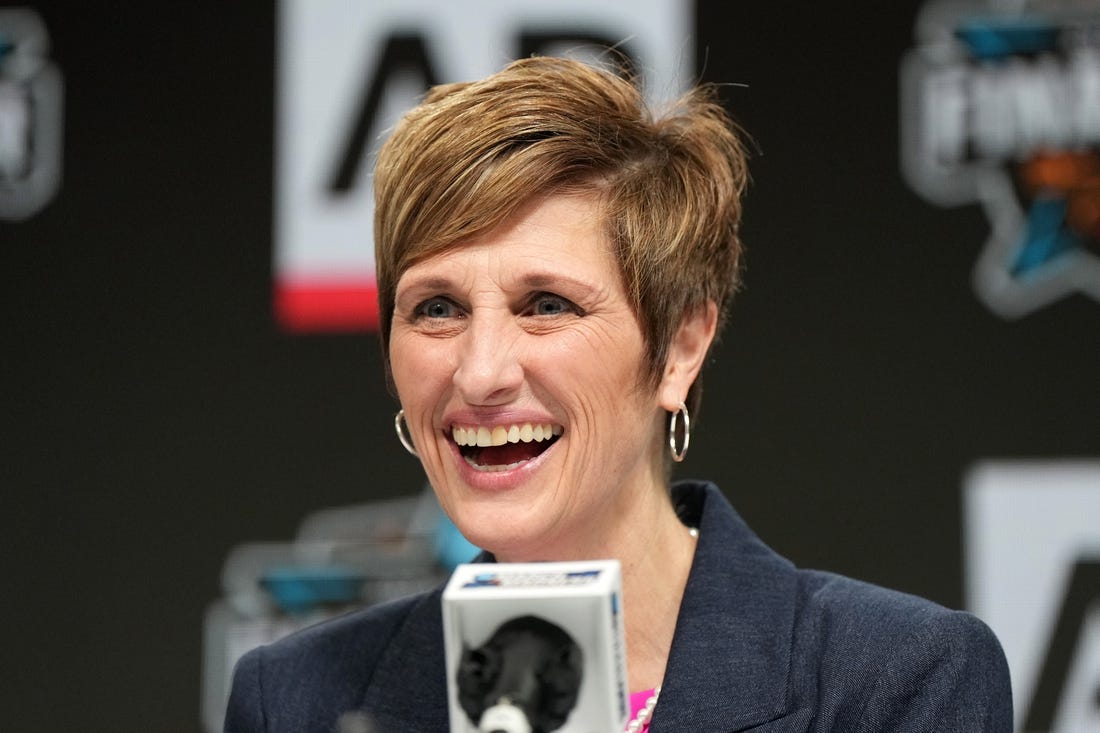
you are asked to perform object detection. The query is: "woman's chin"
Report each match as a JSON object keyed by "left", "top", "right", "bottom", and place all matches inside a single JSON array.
[
  {"left": 447, "top": 498, "right": 555, "bottom": 559},
  {"left": 435, "top": 440, "right": 577, "bottom": 557}
]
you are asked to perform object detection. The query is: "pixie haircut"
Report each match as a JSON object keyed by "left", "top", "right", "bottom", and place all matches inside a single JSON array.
[{"left": 374, "top": 56, "right": 748, "bottom": 414}]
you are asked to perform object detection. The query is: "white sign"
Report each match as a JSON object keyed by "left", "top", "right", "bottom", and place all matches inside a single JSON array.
[
  {"left": 274, "top": 0, "right": 691, "bottom": 330},
  {"left": 966, "top": 461, "right": 1100, "bottom": 732}
]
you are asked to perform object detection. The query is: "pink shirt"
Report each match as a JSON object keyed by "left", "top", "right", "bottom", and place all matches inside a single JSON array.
[{"left": 627, "top": 688, "right": 657, "bottom": 732}]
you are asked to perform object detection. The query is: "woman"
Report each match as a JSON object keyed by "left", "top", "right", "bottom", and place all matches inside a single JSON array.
[{"left": 226, "top": 57, "right": 1012, "bottom": 732}]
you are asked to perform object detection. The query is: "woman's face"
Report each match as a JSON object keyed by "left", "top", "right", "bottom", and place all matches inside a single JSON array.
[{"left": 389, "top": 193, "right": 668, "bottom": 561}]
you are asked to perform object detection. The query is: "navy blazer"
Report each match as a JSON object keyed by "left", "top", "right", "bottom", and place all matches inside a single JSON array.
[{"left": 224, "top": 482, "right": 1013, "bottom": 732}]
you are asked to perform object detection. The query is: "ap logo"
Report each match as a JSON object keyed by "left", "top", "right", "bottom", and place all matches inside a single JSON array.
[
  {"left": 901, "top": 0, "right": 1100, "bottom": 318},
  {"left": 274, "top": 0, "right": 690, "bottom": 332}
]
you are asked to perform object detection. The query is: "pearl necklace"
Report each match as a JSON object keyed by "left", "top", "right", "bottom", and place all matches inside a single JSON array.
[{"left": 626, "top": 685, "right": 660, "bottom": 732}]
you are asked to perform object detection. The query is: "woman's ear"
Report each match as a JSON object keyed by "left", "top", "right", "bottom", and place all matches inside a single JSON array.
[{"left": 658, "top": 301, "right": 718, "bottom": 411}]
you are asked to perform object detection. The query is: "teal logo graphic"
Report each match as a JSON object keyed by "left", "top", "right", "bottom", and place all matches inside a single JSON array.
[{"left": 901, "top": 1, "right": 1100, "bottom": 317}]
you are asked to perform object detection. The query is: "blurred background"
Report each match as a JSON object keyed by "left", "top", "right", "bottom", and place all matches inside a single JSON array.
[{"left": 1, "top": 1, "right": 1097, "bottom": 731}]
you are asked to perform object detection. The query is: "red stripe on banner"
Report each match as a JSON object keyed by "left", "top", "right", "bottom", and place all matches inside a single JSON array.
[{"left": 275, "top": 279, "right": 380, "bottom": 332}]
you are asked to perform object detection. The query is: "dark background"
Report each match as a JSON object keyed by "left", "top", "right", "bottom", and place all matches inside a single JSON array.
[{"left": 2, "top": 2, "right": 1096, "bottom": 730}]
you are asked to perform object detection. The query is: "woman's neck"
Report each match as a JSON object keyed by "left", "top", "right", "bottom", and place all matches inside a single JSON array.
[{"left": 617, "top": 490, "right": 697, "bottom": 693}]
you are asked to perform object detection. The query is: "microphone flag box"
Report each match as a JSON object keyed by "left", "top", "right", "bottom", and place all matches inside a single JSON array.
[{"left": 442, "top": 560, "right": 628, "bottom": 733}]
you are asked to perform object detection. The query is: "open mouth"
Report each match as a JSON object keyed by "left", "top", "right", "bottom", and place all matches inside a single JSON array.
[{"left": 451, "top": 422, "right": 563, "bottom": 472}]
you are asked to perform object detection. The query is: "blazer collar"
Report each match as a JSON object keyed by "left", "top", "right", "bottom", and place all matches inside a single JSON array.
[{"left": 650, "top": 481, "right": 798, "bottom": 732}]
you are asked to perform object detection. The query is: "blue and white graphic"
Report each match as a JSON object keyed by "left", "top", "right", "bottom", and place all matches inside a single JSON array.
[
  {"left": 901, "top": 0, "right": 1100, "bottom": 318},
  {"left": 0, "top": 9, "right": 62, "bottom": 221}
]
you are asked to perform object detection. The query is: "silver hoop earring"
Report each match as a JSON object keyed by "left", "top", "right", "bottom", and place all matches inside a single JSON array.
[
  {"left": 668, "top": 401, "right": 690, "bottom": 463},
  {"left": 394, "top": 409, "right": 418, "bottom": 457}
]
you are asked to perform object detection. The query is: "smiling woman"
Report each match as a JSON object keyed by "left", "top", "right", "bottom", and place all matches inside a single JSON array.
[
  {"left": 388, "top": 193, "right": 687, "bottom": 563},
  {"left": 224, "top": 56, "right": 1013, "bottom": 733}
]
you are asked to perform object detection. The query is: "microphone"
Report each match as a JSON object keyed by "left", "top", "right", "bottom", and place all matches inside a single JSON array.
[
  {"left": 457, "top": 614, "right": 582, "bottom": 732},
  {"left": 442, "top": 560, "right": 628, "bottom": 733}
]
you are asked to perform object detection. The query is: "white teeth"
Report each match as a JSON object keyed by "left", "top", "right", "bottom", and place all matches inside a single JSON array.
[{"left": 451, "top": 422, "right": 563, "bottom": 447}]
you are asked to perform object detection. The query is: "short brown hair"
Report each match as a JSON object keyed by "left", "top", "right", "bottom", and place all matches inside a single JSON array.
[{"left": 374, "top": 55, "right": 749, "bottom": 413}]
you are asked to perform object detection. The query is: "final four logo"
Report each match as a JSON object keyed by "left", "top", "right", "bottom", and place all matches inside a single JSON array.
[{"left": 901, "top": 0, "right": 1100, "bottom": 318}]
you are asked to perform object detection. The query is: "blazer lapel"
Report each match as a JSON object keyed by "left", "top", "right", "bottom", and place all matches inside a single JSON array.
[
  {"left": 359, "top": 589, "right": 452, "bottom": 732},
  {"left": 650, "top": 483, "right": 799, "bottom": 732}
]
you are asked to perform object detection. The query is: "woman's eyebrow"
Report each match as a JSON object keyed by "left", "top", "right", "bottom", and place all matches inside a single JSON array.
[
  {"left": 396, "top": 271, "right": 603, "bottom": 302},
  {"left": 396, "top": 275, "right": 454, "bottom": 297},
  {"left": 517, "top": 271, "right": 601, "bottom": 296}
]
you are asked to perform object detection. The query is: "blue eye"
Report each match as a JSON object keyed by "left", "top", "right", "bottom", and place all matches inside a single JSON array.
[
  {"left": 417, "top": 297, "right": 458, "bottom": 319},
  {"left": 532, "top": 294, "right": 574, "bottom": 316}
]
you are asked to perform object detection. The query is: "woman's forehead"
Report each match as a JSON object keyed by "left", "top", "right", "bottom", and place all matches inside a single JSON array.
[{"left": 397, "top": 193, "right": 617, "bottom": 286}]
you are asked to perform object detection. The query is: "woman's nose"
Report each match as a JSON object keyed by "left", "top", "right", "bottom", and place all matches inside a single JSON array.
[{"left": 452, "top": 315, "right": 523, "bottom": 405}]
